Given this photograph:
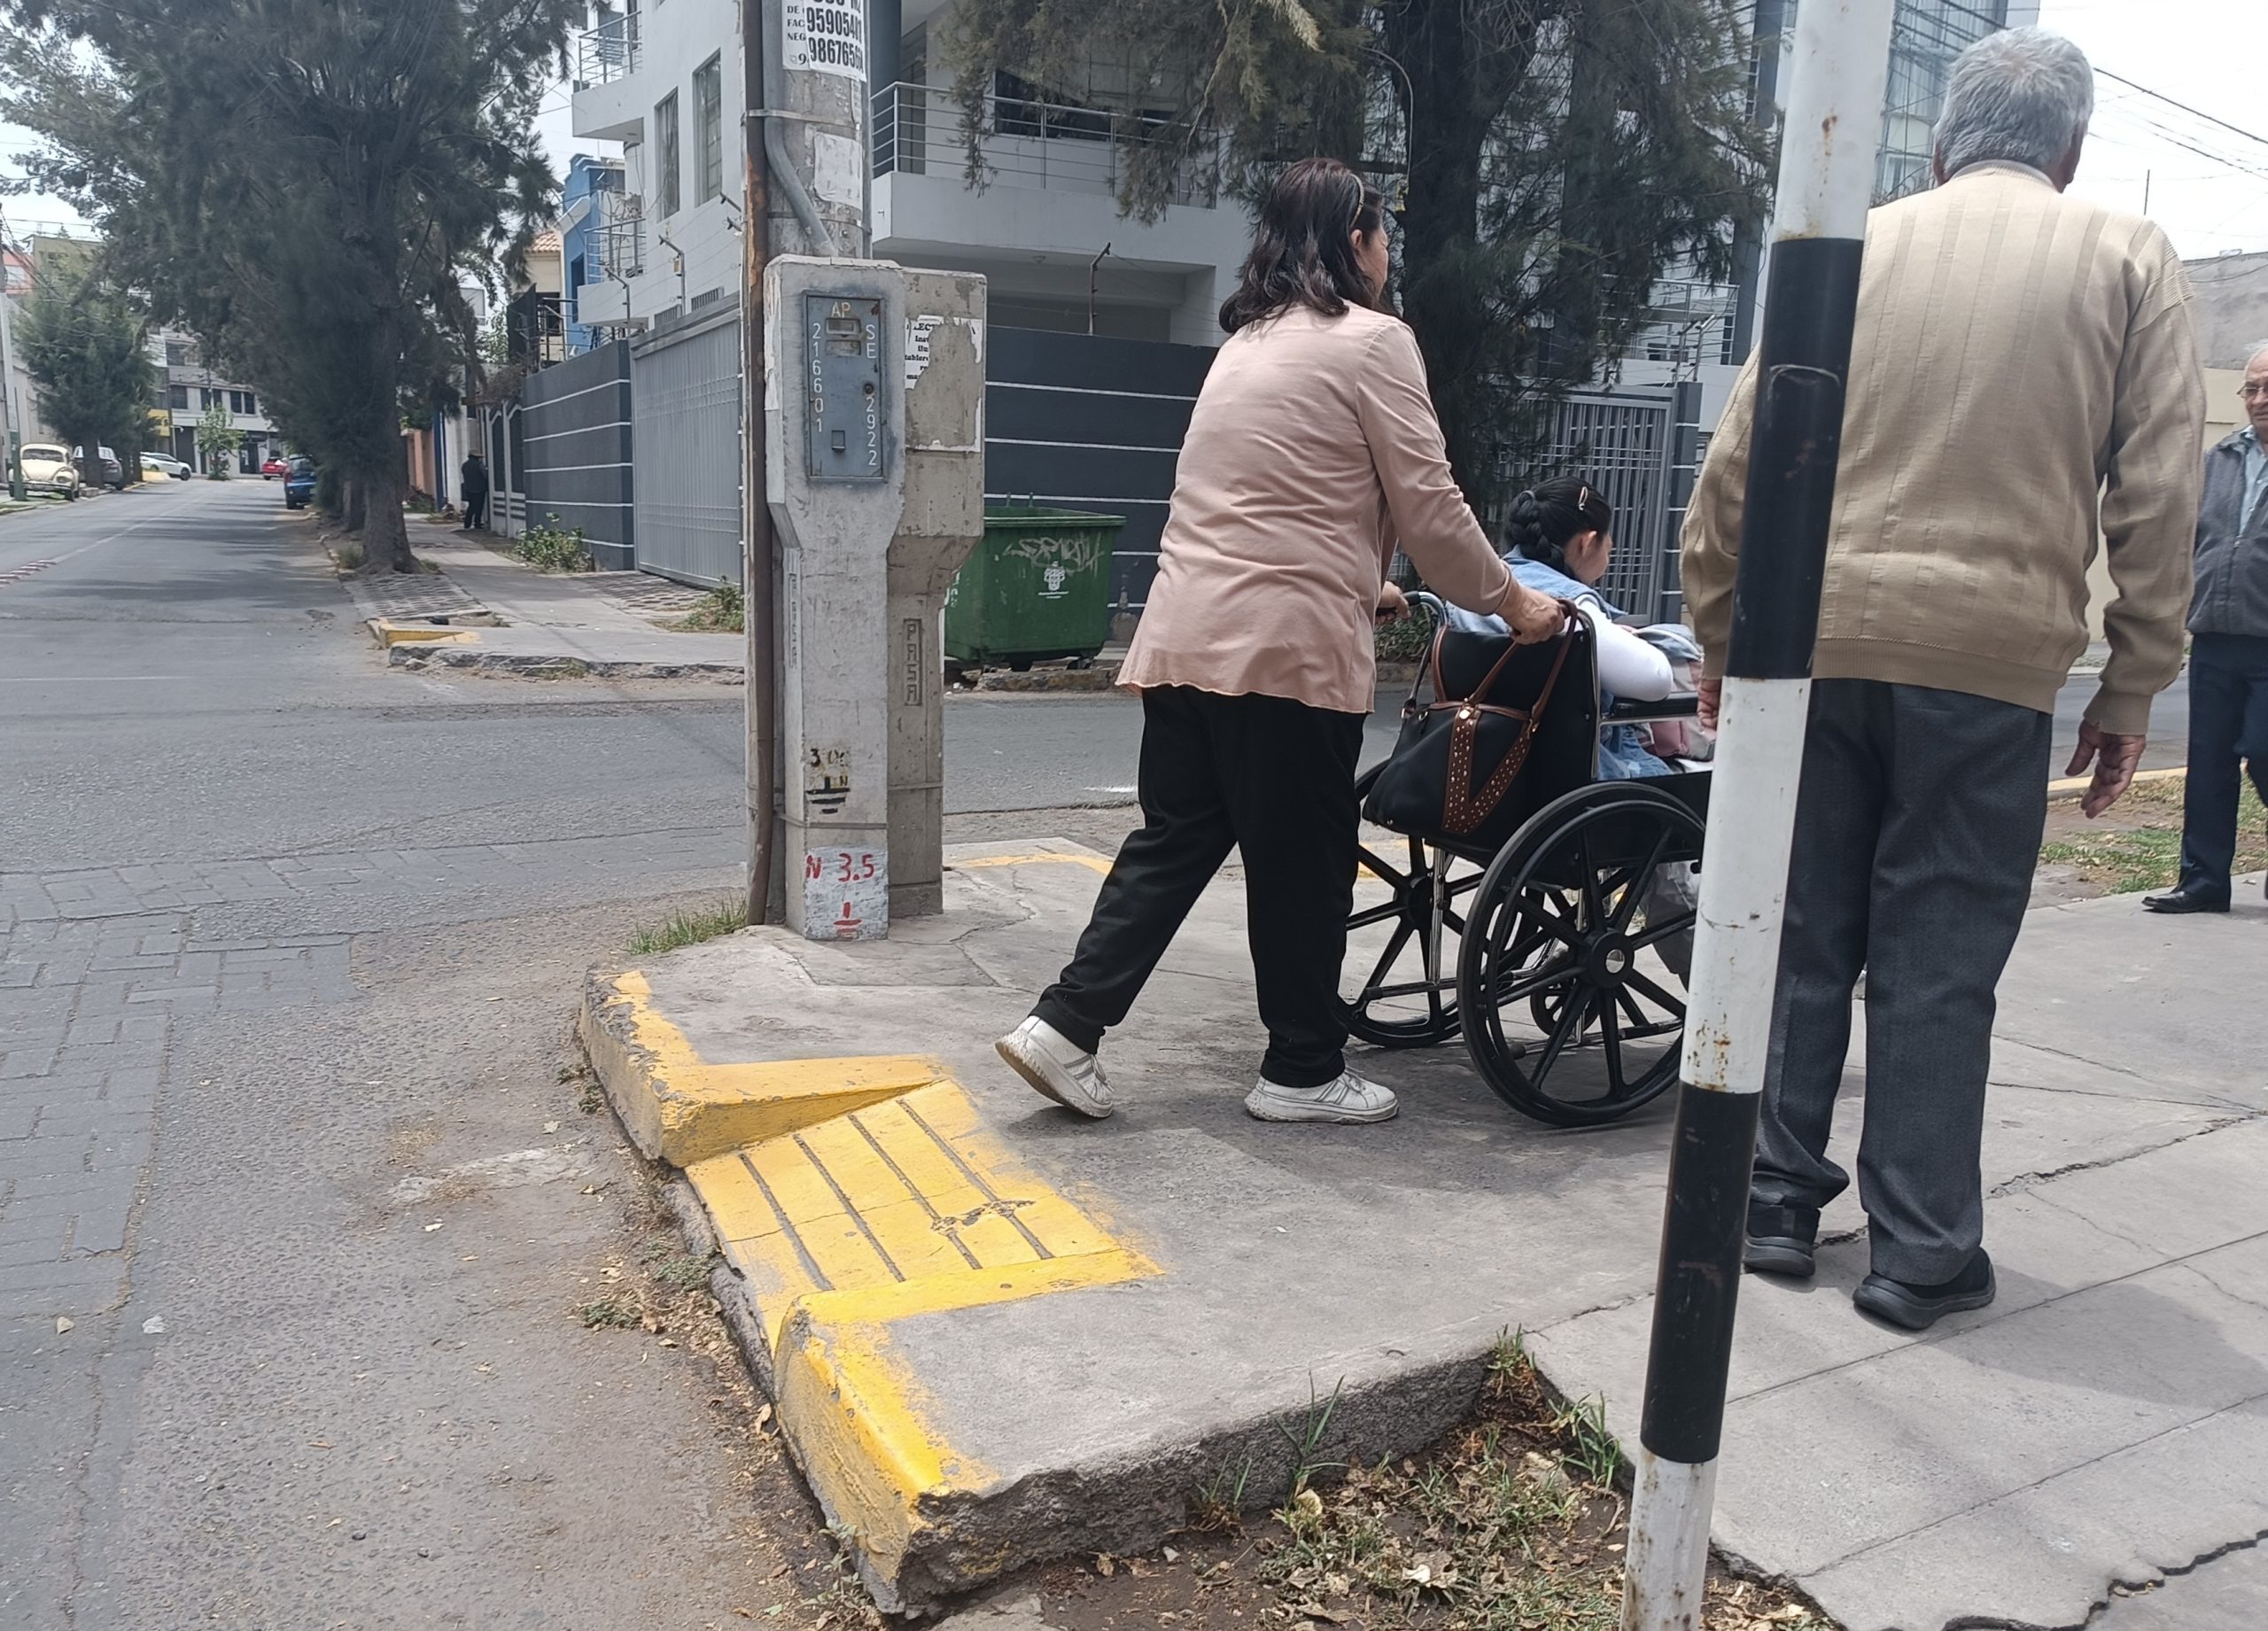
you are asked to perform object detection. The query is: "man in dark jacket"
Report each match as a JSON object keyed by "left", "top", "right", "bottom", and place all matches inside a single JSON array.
[
  {"left": 2146, "top": 344, "right": 2268, "bottom": 913},
  {"left": 459, "top": 452, "right": 490, "bottom": 532}
]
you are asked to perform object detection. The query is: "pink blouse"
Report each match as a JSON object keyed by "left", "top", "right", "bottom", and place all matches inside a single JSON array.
[{"left": 1118, "top": 303, "right": 1516, "bottom": 715}]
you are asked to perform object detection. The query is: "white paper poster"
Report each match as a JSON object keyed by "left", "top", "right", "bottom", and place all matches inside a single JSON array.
[{"left": 783, "top": 0, "right": 868, "bottom": 80}]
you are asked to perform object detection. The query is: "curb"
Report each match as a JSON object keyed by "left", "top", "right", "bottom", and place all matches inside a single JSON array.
[
  {"left": 388, "top": 643, "right": 743, "bottom": 681},
  {"left": 2047, "top": 765, "right": 2183, "bottom": 804},
  {"left": 577, "top": 960, "right": 1167, "bottom": 1610}
]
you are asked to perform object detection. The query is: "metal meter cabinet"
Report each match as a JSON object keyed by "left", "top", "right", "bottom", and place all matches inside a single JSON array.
[{"left": 802, "top": 293, "right": 889, "bottom": 483}]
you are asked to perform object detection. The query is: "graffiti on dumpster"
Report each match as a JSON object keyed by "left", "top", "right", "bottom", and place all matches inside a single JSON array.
[{"left": 1002, "top": 531, "right": 1107, "bottom": 596}]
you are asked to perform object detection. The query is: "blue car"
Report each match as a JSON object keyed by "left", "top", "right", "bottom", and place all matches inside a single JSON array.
[{"left": 283, "top": 455, "right": 317, "bottom": 509}]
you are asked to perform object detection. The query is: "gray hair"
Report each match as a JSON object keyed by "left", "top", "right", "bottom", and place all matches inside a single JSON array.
[{"left": 1935, "top": 28, "right": 2096, "bottom": 178}]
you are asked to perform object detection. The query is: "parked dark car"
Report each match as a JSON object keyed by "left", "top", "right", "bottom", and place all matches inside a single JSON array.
[{"left": 283, "top": 455, "right": 317, "bottom": 509}]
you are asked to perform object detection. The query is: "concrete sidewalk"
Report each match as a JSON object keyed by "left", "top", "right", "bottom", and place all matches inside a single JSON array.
[
  {"left": 345, "top": 537, "right": 743, "bottom": 678},
  {"left": 581, "top": 843, "right": 2268, "bottom": 1625}
]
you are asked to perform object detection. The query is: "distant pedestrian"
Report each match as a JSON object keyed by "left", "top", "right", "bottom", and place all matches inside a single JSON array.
[
  {"left": 996, "top": 157, "right": 1563, "bottom": 1129},
  {"left": 459, "top": 452, "right": 489, "bottom": 531},
  {"left": 2144, "top": 343, "right": 2268, "bottom": 915},
  {"left": 1682, "top": 29, "right": 2203, "bottom": 1330}
]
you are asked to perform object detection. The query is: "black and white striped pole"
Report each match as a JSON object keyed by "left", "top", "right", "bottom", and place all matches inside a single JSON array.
[{"left": 1619, "top": 2, "right": 1895, "bottom": 1626}]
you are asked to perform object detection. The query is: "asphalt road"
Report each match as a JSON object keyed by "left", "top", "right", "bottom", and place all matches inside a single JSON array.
[{"left": 0, "top": 483, "right": 821, "bottom": 1629}]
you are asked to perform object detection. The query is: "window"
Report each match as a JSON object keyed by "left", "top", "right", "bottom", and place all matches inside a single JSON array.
[
  {"left": 655, "top": 90, "right": 680, "bottom": 216},
  {"left": 695, "top": 56, "right": 724, "bottom": 203},
  {"left": 165, "top": 340, "right": 188, "bottom": 368},
  {"left": 231, "top": 390, "right": 256, "bottom": 416},
  {"left": 167, "top": 384, "right": 189, "bottom": 410}
]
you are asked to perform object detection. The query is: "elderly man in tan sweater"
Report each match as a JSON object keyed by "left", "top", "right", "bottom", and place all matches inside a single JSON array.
[{"left": 1682, "top": 28, "right": 2203, "bottom": 1331}]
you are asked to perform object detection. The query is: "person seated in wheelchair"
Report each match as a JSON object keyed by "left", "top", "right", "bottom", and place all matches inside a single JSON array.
[
  {"left": 1480, "top": 474, "right": 1702, "bottom": 979},
  {"left": 1460, "top": 474, "right": 1693, "bottom": 780}
]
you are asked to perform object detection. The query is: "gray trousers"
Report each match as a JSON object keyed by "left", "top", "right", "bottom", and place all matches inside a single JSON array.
[{"left": 1752, "top": 679, "right": 2051, "bottom": 1284}]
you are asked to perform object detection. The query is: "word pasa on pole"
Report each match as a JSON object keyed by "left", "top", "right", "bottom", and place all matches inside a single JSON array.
[{"left": 783, "top": 0, "right": 866, "bottom": 77}]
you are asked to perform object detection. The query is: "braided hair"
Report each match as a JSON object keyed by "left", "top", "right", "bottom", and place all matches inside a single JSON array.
[{"left": 1502, "top": 476, "right": 1614, "bottom": 572}]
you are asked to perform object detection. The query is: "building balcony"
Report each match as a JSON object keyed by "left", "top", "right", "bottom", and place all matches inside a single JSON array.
[
  {"left": 571, "top": 13, "right": 645, "bottom": 142},
  {"left": 871, "top": 82, "right": 1221, "bottom": 207}
]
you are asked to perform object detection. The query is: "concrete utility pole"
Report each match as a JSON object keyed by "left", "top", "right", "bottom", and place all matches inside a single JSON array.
[
  {"left": 743, "top": 0, "right": 988, "bottom": 939},
  {"left": 1618, "top": 3, "right": 1894, "bottom": 1627}
]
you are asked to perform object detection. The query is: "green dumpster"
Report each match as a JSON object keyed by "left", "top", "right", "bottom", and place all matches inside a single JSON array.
[{"left": 944, "top": 505, "right": 1124, "bottom": 671}]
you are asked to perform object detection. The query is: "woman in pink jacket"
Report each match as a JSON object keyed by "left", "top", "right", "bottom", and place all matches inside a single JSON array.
[{"left": 998, "top": 159, "right": 1562, "bottom": 1127}]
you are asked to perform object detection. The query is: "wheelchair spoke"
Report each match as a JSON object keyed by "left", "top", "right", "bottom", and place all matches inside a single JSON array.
[
  {"left": 1348, "top": 897, "right": 1403, "bottom": 931},
  {"left": 1577, "top": 830, "right": 1606, "bottom": 925},
  {"left": 1625, "top": 970, "right": 1686, "bottom": 1017},
  {"left": 1533, "top": 982, "right": 1598, "bottom": 1084},
  {"left": 1495, "top": 957, "right": 1578, "bottom": 1010},
  {"left": 1629, "top": 909, "right": 1697, "bottom": 951},
  {"left": 1610, "top": 831, "right": 1674, "bottom": 932},
  {"left": 1365, "top": 920, "right": 1416, "bottom": 994},
  {"left": 1357, "top": 845, "right": 1409, "bottom": 891},
  {"left": 1598, "top": 998, "right": 1627, "bottom": 1097}
]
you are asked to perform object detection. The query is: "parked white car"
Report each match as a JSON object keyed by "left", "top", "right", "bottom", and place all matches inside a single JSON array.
[
  {"left": 19, "top": 443, "right": 80, "bottom": 501},
  {"left": 141, "top": 451, "right": 191, "bottom": 480}
]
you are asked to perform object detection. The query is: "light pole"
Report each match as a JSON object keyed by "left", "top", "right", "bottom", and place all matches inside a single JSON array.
[{"left": 1619, "top": 2, "right": 1895, "bottom": 1627}]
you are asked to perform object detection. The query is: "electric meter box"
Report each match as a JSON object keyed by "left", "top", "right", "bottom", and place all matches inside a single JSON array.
[{"left": 804, "top": 293, "right": 889, "bottom": 483}]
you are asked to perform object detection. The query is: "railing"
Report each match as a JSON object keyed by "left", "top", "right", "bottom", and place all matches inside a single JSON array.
[
  {"left": 869, "top": 82, "right": 1219, "bottom": 207},
  {"left": 575, "top": 12, "right": 641, "bottom": 89},
  {"left": 593, "top": 191, "right": 645, "bottom": 282}
]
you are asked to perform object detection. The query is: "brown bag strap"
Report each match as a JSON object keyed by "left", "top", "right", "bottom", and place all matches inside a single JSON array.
[{"left": 1439, "top": 609, "right": 1581, "bottom": 837}]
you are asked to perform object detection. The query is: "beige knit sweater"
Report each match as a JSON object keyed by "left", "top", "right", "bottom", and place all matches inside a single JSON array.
[{"left": 1682, "top": 163, "right": 2205, "bottom": 735}]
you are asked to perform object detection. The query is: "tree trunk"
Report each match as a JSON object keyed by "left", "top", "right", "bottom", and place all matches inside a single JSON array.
[
  {"left": 345, "top": 478, "right": 367, "bottom": 533},
  {"left": 362, "top": 459, "right": 416, "bottom": 572},
  {"left": 1381, "top": 0, "right": 1547, "bottom": 509}
]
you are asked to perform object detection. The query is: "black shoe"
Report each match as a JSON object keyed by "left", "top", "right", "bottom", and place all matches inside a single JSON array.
[
  {"left": 2142, "top": 884, "right": 2230, "bottom": 914},
  {"left": 1744, "top": 1204, "right": 1819, "bottom": 1279},
  {"left": 1852, "top": 1250, "right": 1995, "bottom": 1331}
]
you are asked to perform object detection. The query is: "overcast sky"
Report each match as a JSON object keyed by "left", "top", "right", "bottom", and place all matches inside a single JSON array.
[{"left": 4, "top": 4, "right": 2263, "bottom": 262}]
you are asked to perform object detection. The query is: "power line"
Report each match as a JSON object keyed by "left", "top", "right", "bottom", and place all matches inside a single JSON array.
[{"left": 2096, "top": 67, "right": 2268, "bottom": 154}]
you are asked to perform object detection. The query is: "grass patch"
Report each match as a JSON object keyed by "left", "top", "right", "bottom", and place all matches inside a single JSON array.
[
  {"left": 2039, "top": 775, "right": 2264, "bottom": 894},
  {"left": 334, "top": 541, "right": 364, "bottom": 571},
  {"left": 576, "top": 1298, "right": 640, "bottom": 1329},
  {"left": 670, "top": 582, "right": 744, "bottom": 633},
  {"left": 514, "top": 513, "right": 594, "bottom": 572},
  {"left": 628, "top": 898, "right": 748, "bottom": 956}
]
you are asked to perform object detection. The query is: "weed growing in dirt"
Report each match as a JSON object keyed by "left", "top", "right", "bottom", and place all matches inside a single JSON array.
[
  {"left": 672, "top": 582, "right": 745, "bottom": 633},
  {"left": 577, "top": 1298, "right": 639, "bottom": 1329},
  {"left": 629, "top": 898, "right": 748, "bottom": 956},
  {"left": 515, "top": 514, "right": 594, "bottom": 572}
]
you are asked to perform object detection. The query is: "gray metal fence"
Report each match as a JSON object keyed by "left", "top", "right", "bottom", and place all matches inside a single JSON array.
[
  {"left": 517, "top": 340, "right": 634, "bottom": 569},
  {"left": 1529, "top": 383, "right": 1701, "bottom": 626},
  {"left": 630, "top": 307, "right": 743, "bottom": 587}
]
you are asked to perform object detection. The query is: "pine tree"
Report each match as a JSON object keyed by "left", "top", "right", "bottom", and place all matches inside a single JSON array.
[
  {"left": 14, "top": 263, "right": 151, "bottom": 488},
  {"left": 1, "top": 0, "right": 577, "bottom": 569},
  {"left": 944, "top": 0, "right": 1770, "bottom": 515}
]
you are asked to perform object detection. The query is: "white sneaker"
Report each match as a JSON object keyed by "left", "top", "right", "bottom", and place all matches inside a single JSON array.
[
  {"left": 1244, "top": 1069, "right": 1399, "bottom": 1124},
  {"left": 996, "top": 1017, "right": 1115, "bottom": 1119}
]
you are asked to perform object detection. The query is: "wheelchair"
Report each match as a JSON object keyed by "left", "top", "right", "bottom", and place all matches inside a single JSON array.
[{"left": 1340, "top": 592, "right": 1710, "bottom": 1127}]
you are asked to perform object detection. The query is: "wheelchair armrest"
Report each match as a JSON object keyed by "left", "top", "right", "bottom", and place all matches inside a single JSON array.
[{"left": 1606, "top": 692, "right": 1701, "bottom": 723}]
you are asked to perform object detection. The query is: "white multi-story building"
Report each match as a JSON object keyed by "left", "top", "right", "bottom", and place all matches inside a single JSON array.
[
  {"left": 157, "top": 332, "right": 282, "bottom": 473},
  {"left": 567, "top": 0, "right": 1252, "bottom": 344}
]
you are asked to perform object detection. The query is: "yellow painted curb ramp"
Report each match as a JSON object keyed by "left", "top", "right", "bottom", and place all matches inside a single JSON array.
[{"left": 579, "top": 966, "right": 1156, "bottom": 1607}]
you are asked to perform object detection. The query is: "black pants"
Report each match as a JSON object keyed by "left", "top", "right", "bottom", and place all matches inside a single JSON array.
[
  {"left": 1034, "top": 686, "right": 1366, "bottom": 1089},
  {"left": 2177, "top": 633, "right": 2268, "bottom": 901},
  {"left": 462, "top": 490, "right": 488, "bottom": 529},
  {"left": 1753, "top": 680, "right": 2051, "bottom": 1284}
]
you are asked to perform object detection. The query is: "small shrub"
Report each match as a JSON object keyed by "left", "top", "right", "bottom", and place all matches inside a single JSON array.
[
  {"left": 514, "top": 514, "right": 594, "bottom": 572},
  {"left": 335, "top": 542, "right": 365, "bottom": 571},
  {"left": 671, "top": 581, "right": 744, "bottom": 633},
  {"left": 1376, "top": 610, "right": 1433, "bottom": 664}
]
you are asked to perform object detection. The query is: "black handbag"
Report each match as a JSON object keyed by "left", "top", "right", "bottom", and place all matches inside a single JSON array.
[{"left": 1363, "top": 604, "right": 1598, "bottom": 853}]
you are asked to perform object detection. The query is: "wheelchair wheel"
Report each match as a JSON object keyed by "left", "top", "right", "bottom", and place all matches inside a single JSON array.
[
  {"left": 1456, "top": 784, "right": 1702, "bottom": 1126},
  {"left": 1340, "top": 768, "right": 1484, "bottom": 1049}
]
